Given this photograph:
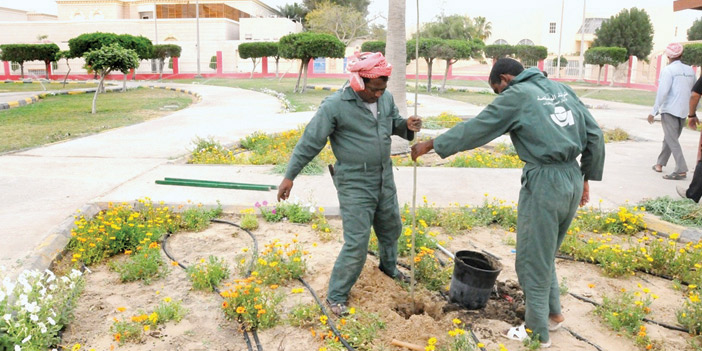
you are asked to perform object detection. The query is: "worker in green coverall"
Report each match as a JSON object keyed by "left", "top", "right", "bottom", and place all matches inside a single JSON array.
[
  {"left": 277, "top": 52, "right": 422, "bottom": 316},
  {"left": 412, "top": 58, "right": 605, "bottom": 347}
]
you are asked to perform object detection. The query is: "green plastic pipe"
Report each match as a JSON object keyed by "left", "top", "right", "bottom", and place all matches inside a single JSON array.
[
  {"left": 163, "top": 177, "right": 278, "bottom": 189},
  {"left": 155, "top": 179, "right": 271, "bottom": 191}
]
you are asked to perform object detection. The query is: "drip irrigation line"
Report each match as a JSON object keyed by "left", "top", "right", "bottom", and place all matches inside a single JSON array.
[
  {"left": 212, "top": 219, "right": 356, "bottom": 350},
  {"left": 299, "top": 278, "right": 356, "bottom": 351},
  {"left": 569, "top": 292, "right": 690, "bottom": 333},
  {"left": 161, "top": 231, "right": 256, "bottom": 351},
  {"left": 555, "top": 253, "right": 687, "bottom": 285},
  {"left": 562, "top": 326, "right": 604, "bottom": 351}
]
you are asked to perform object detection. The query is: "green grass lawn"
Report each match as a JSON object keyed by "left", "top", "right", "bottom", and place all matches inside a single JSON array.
[
  {"left": 0, "top": 83, "right": 99, "bottom": 92},
  {"left": 568, "top": 87, "right": 655, "bottom": 106},
  {"left": 0, "top": 87, "right": 194, "bottom": 153},
  {"left": 171, "top": 77, "right": 348, "bottom": 112}
]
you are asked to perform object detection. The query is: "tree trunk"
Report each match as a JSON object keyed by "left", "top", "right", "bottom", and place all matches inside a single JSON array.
[
  {"left": 301, "top": 59, "right": 309, "bottom": 93},
  {"left": 20, "top": 63, "right": 24, "bottom": 79},
  {"left": 62, "top": 62, "right": 71, "bottom": 89},
  {"left": 441, "top": 60, "right": 452, "bottom": 93},
  {"left": 597, "top": 65, "right": 602, "bottom": 85},
  {"left": 294, "top": 60, "right": 304, "bottom": 93},
  {"left": 250, "top": 58, "right": 258, "bottom": 79},
  {"left": 45, "top": 61, "right": 51, "bottom": 80},
  {"left": 92, "top": 72, "right": 108, "bottom": 114},
  {"left": 159, "top": 58, "right": 164, "bottom": 80},
  {"left": 275, "top": 58, "right": 280, "bottom": 78},
  {"left": 386, "top": 0, "right": 408, "bottom": 117},
  {"left": 426, "top": 59, "right": 433, "bottom": 92},
  {"left": 122, "top": 73, "right": 127, "bottom": 92}
]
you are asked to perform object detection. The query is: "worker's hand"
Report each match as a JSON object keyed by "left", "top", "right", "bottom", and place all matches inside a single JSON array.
[
  {"left": 411, "top": 139, "right": 434, "bottom": 161},
  {"left": 689, "top": 116, "right": 699, "bottom": 130},
  {"left": 277, "top": 178, "right": 293, "bottom": 201},
  {"left": 407, "top": 116, "right": 422, "bottom": 132},
  {"left": 647, "top": 114, "right": 655, "bottom": 125},
  {"left": 579, "top": 180, "right": 590, "bottom": 207}
]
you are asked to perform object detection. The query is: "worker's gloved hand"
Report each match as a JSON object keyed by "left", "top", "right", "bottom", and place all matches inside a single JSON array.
[
  {"left": 277, "top": 178, "right": 293, "bottom": 201},
  {"left": 407, "top": 116, "right": 422, "bottom": 132},
  {"left": 410, "top": 139, "right": 434, "bottom": 161}
]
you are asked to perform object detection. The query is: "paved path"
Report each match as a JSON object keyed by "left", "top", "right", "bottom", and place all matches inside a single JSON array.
[{"left": 1, "top": 82, "right": 699, "bottom": 278}]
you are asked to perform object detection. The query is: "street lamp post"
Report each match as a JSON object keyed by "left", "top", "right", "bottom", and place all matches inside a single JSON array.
[
  {"left": 195, "top": 0, "right": 202, "bottom": 78},
  {"left": 154, "top": 1, "right": 158, "bottom": 45},
  {"left": 556, "top": 0, "right": 564, "bottom": 78},
  {"left": 578, "top": 0, "right": 587, "bottom": 81}
]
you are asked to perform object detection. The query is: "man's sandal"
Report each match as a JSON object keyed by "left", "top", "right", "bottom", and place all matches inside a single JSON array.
[
  {"left": 548, "top": 319, "right": 563, "bottom": 332},
  {"left": 325, "top": 299, "right": 349, "bottom": 317},
  {"left": 663, "top": 172, "right": 686, "bottom": 180},
  {"left": 652, "top": 165, "right": 662, "bottom": 173}
]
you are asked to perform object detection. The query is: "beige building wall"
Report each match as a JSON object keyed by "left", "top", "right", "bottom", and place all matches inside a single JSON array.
[
  {"left": 226, "top": 0, "right": 277, "bottom": 18},
  {"left": 0, "top": 7, "right": 34, "bottom": 21},
  {"left": 239, "top": 17, "right": 301, "bottom": 41},
  {"left": 56, "top": 0, "right": 126, "bottom": 21}
]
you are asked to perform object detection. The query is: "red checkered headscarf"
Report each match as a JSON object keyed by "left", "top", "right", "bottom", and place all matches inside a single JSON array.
[
  {"left": 347, "top": 51, "right": 393, "bottom": 92},
  {"left": 665, "top": 43, "right": 683, "bottom": 59}
]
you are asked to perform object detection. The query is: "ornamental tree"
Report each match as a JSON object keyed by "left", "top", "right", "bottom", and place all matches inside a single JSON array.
[
  {"left": 278, "top": 32, "right": 345, "bottom": 93},
  {"left": 84, "top": 43, "right": 139, "bottom": 114},
  {"left": 238, "top": 42, "right": 279, "bottom": 78},
  {"left": 483, "top": 44, "right": 515, "bottom": 63},
  {"left": 151, "top": 44, "right": 181, "bottom": 80},
  {"left": 361, "top": 40, "right": 385, "bottom": 55},
  {"left": 592, "top": 7, "right": 653, "bottom": 60},
  {"left": 688, "top": 17, "right": 702, "bottom": 41},
  {"left": 514, "top": 45, "right": 547, "bottom": 67},
  {"left": 683, "top": 43, "right": 702, "bottom": 67},
  {"left": 68, "top": 32, "right": 120, "bottom": 58},
  {"left": 406, "top": 37, "right": 444, "bottom": 92},
  {"left": 584, "top": 46, "right": 627, "bottom": 85},
  {"left": 0, "top": 44, "right": 33, "bottom": 78},
  {"left": 32, "top": 44, "right": 60, "bottom": 79},
  {"left": 436, "top": 39, "right": 483, "bottom": 92}
]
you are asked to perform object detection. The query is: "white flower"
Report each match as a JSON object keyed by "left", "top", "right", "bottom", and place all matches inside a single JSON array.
[
  {"left": 30, "top": 314, "right": 38, "bottom": 322},
  {"left": 38, "top": 322, "right": 47, "bottom": 334},
  {"left": 21, "top": 334, "right": 31, "bottom": 343},
  {"left": 18, "top": 294, "right": 28, "bottom": 306},
  {"left": 39, "top": 288, "right": 46, "bottom": 297},
  {"left": 0, "top": 290, "right": 5, "bottom": 302},
  {"left": 3, "top": 278, "right": 16, "bottom": 294},
  {"left": 70, "top": 269, "right": 82, "bottom": 279},
  {"left": 60, "top": 276, "right": 70, "bottom": 284},
  {"left": 14, "top": 345, "right": 21, "bottom": 351},
  {"left": 309, "top": 206, "right": 315, "bottom": 213},
  {"left": 47, "top": 316, "right": 56, "bottom": 325},
  {"left": 48, "top": 284, "right": 57, "bottom": 291},
  {"left": 25, "top": 302, "right": 39, "bottom": 314},
  {"left": 44, "top": 270, "right": 55, "bottom": 283},
  {"left": 3, "top": 314, "right": 11, "bottom": 322}
]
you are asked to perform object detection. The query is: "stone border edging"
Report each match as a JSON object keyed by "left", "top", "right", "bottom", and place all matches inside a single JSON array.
[
  {"left": 145, "top": 85, "right": 202, "bottom": 102},
  {"left": 1, "top": 80, "right": 100, "bottom": 85},
  {"left": 305, "top": 85, "right": 340, "bottom": 92},
  {"left": 642, "top": 213, "right": 702, "bottom": 243}
]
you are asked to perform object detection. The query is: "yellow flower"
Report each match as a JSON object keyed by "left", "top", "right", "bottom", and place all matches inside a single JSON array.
[
  {"left": 670, "top": 233, "right": 680, "bottom": 240},
  {"left": 477, "top": 343, "right": 485, "bottom": 348},
  {"left": 452, "top": 318, "right": 461, "bottom": 325},
  {"left": 320, "top": 315, "right": 328, "bottom": 325},
  {"left": 236, "top": 306, "right": 246, "bottom": 314},
  {"left": 349, "top": 307, "right": 356, "bottom": 314},
  {"left": 164, "top": 297, "right": 172, "bottom": 303},
  {"left": 116, "top": 307, "right": 126, "bottom": 312},
  {"left": 72, "top": 344, "right": 81, "bottom": 351},
  {"left": 427, "top": 337, "right": 437, "bottom": 345},
  {"left": 144, "top": 325, "right": 150, "bottom": 332}
]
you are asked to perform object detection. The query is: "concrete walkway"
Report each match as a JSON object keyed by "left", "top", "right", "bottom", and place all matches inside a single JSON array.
[{"left": 1, "top": 82, "right": 700, "bottom": 278}]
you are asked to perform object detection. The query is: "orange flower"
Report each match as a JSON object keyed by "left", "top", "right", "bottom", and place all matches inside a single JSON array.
[
  {"left": 236, "top": 306, "right": 246, "bottom": 314},
  {"left": 222, "top": 301, "right": 229, "bottom": 309},
  {"left": 116, "top": 307, "right": 126, "bottom": 313},
  {"left": 124, "top": 250, "right": 132, "bottom": 255},
  {"left": 114, "top": 333, "right": 121, "bottom": 342}
]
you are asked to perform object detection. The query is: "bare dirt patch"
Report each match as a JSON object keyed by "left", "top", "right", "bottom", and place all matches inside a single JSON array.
[{"left": 60, "top": 215, "right": 693, "bottom": 351}]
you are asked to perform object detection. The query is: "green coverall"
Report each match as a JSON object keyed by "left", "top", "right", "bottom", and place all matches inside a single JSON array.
[
  {"left": 433, "top": 68, "right": 605, "bottom": 342},
  {"left": 284, "top": 86, "right": 415, "bottom": 304}
]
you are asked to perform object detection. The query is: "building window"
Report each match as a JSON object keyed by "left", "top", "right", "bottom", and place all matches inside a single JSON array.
[
  {"left": 549, "top": 22, "right": 556, "bottom": 33},
  {"left": 517, "top": 39, "right": 535, "bottom": 46},
  {"left": 493, "top": 39, "right": 508, "bottom": 45}
]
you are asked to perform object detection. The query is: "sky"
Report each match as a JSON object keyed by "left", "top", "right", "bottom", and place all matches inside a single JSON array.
[{"left": 1, "top": 0, "right": 700, "bottom": 33}]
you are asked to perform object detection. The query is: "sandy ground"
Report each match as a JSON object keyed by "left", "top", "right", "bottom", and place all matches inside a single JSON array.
[{"left": 59, "top": 214, "right": 694, "bottom": 351}]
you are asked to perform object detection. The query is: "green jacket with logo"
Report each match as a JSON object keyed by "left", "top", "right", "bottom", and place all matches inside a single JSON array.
[
  {"left": 285, "top": 86, "right": 414, "bottom": 181},
  {"left": 434, "top": 68, "right": 605, "bottom": 181}
]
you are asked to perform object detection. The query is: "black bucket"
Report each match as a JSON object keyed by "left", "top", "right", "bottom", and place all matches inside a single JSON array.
[{"left": 449, "top": 250, "right": 502, "bottom": 310}]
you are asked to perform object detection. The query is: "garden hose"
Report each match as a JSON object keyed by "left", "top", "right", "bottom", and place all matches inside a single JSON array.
[
  {"left": 569, "top": 292, "right": 690, "bottom": 333},
  {"left": 299, "top": 278, "right": 356, "bottom": 351},
  {"left": 212, "top": 219, "right": 355, "bottom": 350},
  {"left": 161, "top": 231, "right": 256, "bottom": 351},
  {"left": 562, "top": 326, "right": 604, "bottom": 351}
]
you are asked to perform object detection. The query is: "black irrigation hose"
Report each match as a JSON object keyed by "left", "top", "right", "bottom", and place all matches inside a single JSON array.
[
  {"left": 562, "top": 326, "right": 604, "bottom": 351},
  {"left": 569, "top": 292, "right": 690, "bottom": 333},
  {"left": 162, "top": 232, "right": 255, "bottom": 351},
  {"left": 555, "top": 253, "right": 688, "bottom": 286},
  {"left": 299, "top": 278, "right": 356, "bottom": 351},
  {"left": 212, "top": 219, "right": 355, "bottom": 351}
]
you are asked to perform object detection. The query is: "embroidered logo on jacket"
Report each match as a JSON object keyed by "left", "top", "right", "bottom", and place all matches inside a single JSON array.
[{"left": 550, "top": 106, "right": 574, "bottom": 127}]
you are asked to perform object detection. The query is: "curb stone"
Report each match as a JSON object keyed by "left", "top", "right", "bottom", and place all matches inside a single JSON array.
[{"left": 643, "top": 213, "right": 702, "bottom": 243}]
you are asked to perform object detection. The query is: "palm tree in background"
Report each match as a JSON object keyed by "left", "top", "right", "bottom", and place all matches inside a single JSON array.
[
  {"left": 277, "top": 3, "right": 308, "bottom": 25},
  {"left": 470, "top": 16, "right": 492, "bottom": 41}
]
